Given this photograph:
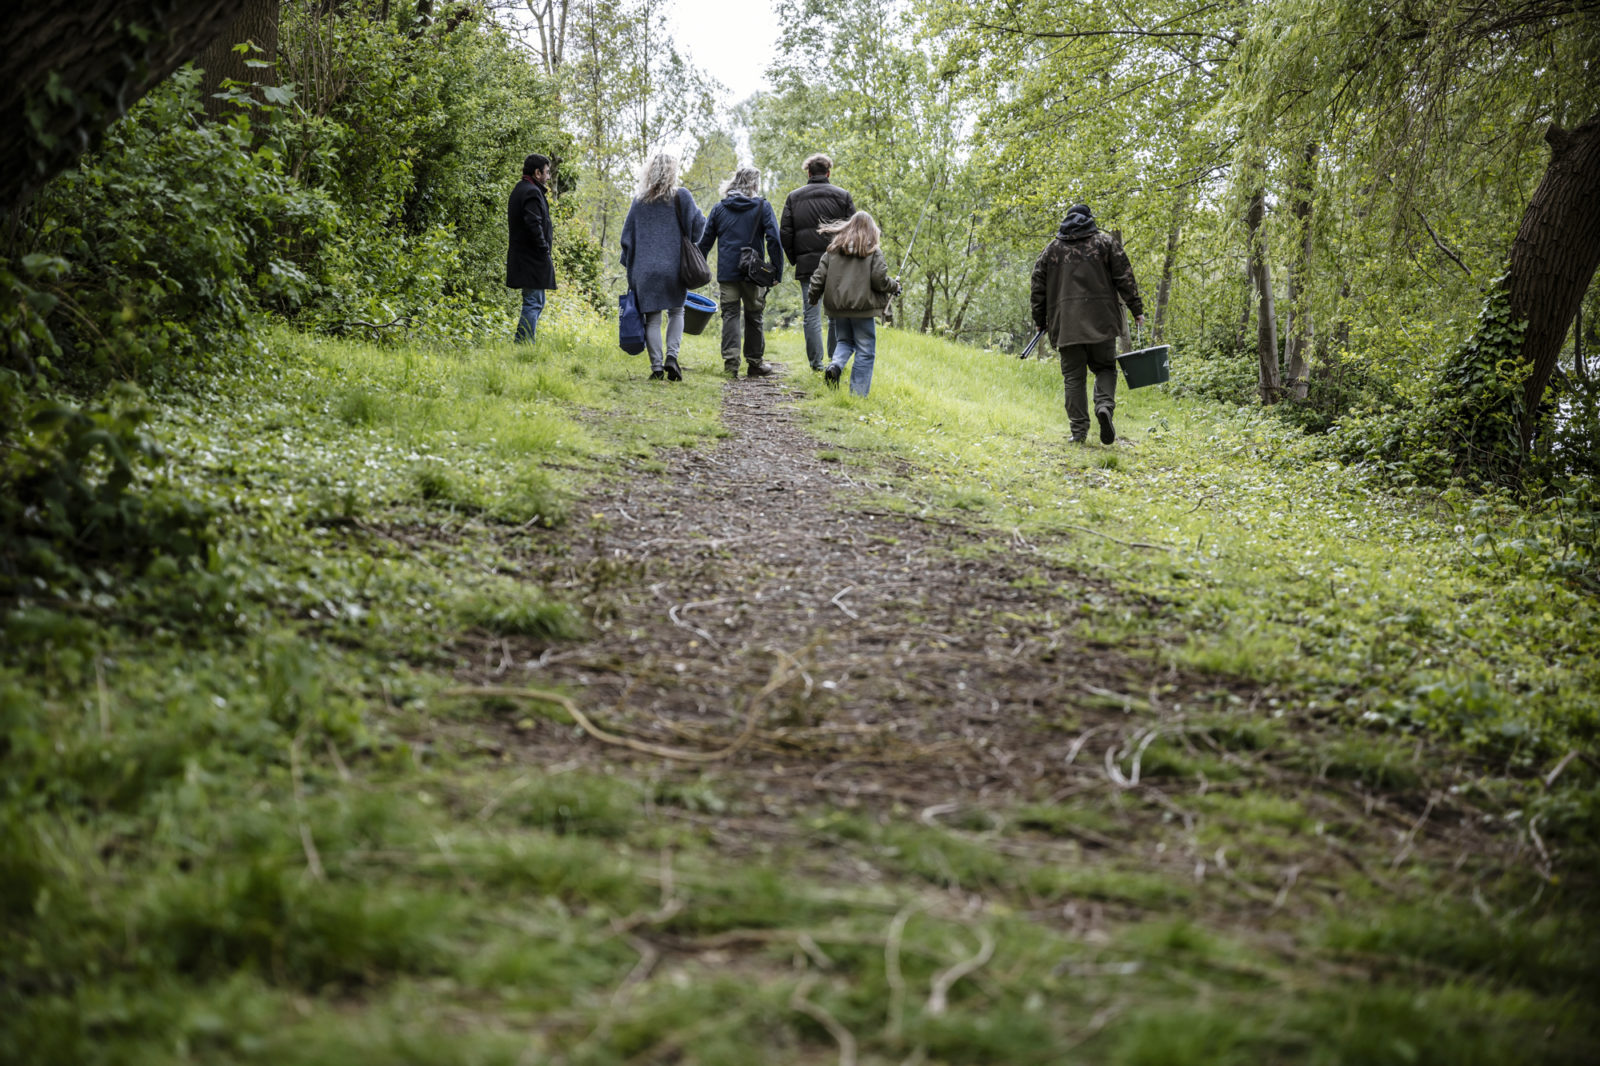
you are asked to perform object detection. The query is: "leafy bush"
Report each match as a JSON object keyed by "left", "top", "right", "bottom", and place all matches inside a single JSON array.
[
  {"left": 0, "top": 373, "right": 213, "bottom": 597},
  {"left": 16, "top": 67, "right": 326, "bottom": 390},
  {"left": 1167, "top": 325, "right": 1258, "bottom": 406}
]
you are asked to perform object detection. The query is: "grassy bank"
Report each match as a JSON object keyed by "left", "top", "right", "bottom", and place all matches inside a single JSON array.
[
  {"left": 795, "top": 330, "right": 1600, "bottom": 780},
  {"left": 3, "top": 317, "right": 1597, "bottom": 1064}
]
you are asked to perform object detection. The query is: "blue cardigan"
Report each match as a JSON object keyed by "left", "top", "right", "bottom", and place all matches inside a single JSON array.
[
  {"left": 697, "top": 194, "right": 783, "bottom": 284},
  {"left": 620, "top": 188, "right": 706, "bottom": 313}
]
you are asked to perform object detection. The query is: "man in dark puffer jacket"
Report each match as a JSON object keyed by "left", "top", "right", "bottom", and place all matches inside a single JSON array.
[
  {"left": 1030, "top": 203, "right": 1144, "bottom": 444},
  {"left": 780, "top": 153, "right": 855, "bottom": 370}
]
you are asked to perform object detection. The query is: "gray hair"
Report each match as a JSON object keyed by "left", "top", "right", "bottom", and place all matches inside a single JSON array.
[
  {"left": 635, "top": 153, "right": 679, "bottom": 203},
  {"left": 722, "top": 166, "right": 761, "bottom": 197}
]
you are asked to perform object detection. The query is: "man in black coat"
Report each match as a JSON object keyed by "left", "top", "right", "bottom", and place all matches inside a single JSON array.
[
  {"left": 780, "top": 153, "right": 855, "bottom": 371},
  {"left": 507, "top": 153, "right": 557, "bottom": 345}
]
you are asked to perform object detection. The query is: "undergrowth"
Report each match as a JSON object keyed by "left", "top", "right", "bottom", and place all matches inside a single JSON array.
[{"left": 4, "top": 324, "right": 1598, "bottom": 1062}]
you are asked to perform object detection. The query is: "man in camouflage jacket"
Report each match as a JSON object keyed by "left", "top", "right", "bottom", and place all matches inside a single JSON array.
[{"left": 1030, "top": 203, "right": 1144, "bottom": 444}]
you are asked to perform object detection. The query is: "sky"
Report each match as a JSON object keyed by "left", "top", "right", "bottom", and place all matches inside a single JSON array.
[{"left": 664, "top": 0, "right": 781, "bottom": 106}]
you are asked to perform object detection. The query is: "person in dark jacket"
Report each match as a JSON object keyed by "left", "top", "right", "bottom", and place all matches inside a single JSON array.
[
  {"left": 621, "top": 153, "right": 706, "bottom": 381},
  {"left": 807, "top": 211, "right": 898, "bottom": 397},
  {"left": 780, "top": 153, "right": 855, "bottom": 371},
  {"left": 697, "top": 166, "right": 782, "bottom": 378},
  {"left": 1030, "top": 203, "right": 1144, "bottom": 444},
  {"left": 506, "top": 153, "right": 557, "bottom": 346}
]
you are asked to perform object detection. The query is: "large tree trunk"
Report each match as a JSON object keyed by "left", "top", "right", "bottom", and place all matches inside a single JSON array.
[
  {"left": 1282, "top": 143, "right": 1319, "bottom": 402},
  {"left": 1, "top": 2, "right": 240, "bottom": 215},
  {"left": 1246, "top": 187, "right": 1281, "bottom": 403},
  {"left": 1509, "top": 114, "right": 1600, "bottom": 451},
  {"left": 194, "top": 0, "right": 281, "bottom": 122}
]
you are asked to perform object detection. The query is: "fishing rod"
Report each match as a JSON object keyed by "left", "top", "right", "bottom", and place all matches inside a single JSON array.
[{"left": 886, "top": 172, "right": 940, "bottom": 326}]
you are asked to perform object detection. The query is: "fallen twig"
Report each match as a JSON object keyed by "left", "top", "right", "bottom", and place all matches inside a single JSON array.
[
  {"left": 791, "top": 975, "right": 858, "bottom": 1066},
  {"left": 443, "top": 657, "right": 794, "bottom": 763},
  {"left": 1061, "top": 523, "right": 1175, "bottom": 552},
  {"left": 926, "top": 926, "right": 996, "bottom": 1015},
  {"left": 884, "top": 904, "right": 922, "bottom": 1043},
  {"left": 289, "top": 730, "right": 326, "bottom": 883}
]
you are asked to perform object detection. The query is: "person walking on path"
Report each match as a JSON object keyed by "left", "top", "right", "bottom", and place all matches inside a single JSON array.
[
  {"left": 507, "top": 153, "right": 556, "bottom": 346},
  {"left": 1030, "top": 203, "right": 1144, "bottom": 444},
  {"left": 697, "top": 166, "right": 782, "bottom": 379},
  {"left": 621, "top": 153, "right": 706, "bottom": 381},
  {"left": 808, "top": 211, "right": 898, "bottom": 397},
  {"left": 780, "top": 153, "right": 855, "bottom": 372}
]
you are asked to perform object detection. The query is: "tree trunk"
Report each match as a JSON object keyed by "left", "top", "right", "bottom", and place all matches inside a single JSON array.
[
  {"left": 921, "top": 275, "right": 935, "bottom": 333},
  {"left": 1509, "top": 114, "right": 1600, "bottom": 451},
  {"left": 1, "top": 1, "right": 241, "bottom": 215},
  {"left": 1282, "top": 143, "right": 1318, "bottom": 401},
  {"left": 1246, "top": 187, "right": 1281, "bottom": 403},
  {"left": 1152, "top": 196, "right": 1185, "bottom": 343},
  {"left": 194, "top": 0, "right": 280, "bottom": 122}
]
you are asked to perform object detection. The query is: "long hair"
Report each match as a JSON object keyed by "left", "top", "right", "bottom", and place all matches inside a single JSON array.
[
  {"left": 722, "top": 166, "right": 760, "bottom": 197},
  {"left": 820, "top": 210, "right": 881, "bottom": 257},
  {"left": 635, "top": 153, "right": 679, "bottom": 203}
]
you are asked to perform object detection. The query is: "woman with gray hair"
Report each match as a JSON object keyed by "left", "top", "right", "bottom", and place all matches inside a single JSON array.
[
  {"left": 621, "top": 153, "right": 706, "bottom": 380},
  {"left": 696, "top": 166, "right": 783, "bottom": 377}
]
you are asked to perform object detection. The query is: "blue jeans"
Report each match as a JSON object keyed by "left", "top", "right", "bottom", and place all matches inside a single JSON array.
[
  {"left": 829, "top": 316, "right": 877, "bottom": 396},
  {"left": 515, "top": 288, "right": 546, "bottom": 345},
  {"left": 799, "top": 276, "right": 836, "bottom": 371}
]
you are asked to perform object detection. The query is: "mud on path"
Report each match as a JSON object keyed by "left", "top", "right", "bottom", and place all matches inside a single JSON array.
[{"left": 452, "top": 368, "right": 1520, "bottom": 924}]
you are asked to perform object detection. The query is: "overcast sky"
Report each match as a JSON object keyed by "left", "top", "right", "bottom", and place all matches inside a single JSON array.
[{"left": 664, "top": 0, "right": 781, "bottom": 106}]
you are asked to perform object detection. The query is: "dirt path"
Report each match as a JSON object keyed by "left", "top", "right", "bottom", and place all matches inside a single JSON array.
[
  {"left": 466, "top": 372, "right": 1214, "bottom": 809},
  {"left": 447, "top": 369, "right": 1519, "bottom": 926}
]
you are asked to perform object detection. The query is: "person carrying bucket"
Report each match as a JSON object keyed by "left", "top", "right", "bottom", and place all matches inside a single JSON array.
[
  {"left": 620, "top": 153, "right": 706, "bottom": 381},
  {"left": 1029, "top": 203, "right": 1144, "bottom": 443}
]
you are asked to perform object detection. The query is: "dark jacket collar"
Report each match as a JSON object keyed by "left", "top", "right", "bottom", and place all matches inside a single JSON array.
[{"left": 807, "top": 175, "right": 833, "bottom": 185}]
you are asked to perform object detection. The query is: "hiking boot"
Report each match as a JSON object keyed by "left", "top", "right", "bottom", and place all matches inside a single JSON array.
[
  {"left": 1096, "top": 408, "right": 1116, "bottom": 445},
  {"left": 649, "top": 370, "right": 665, "bottom": 381},
  {"left": 665, "top": 363, "right": 682, "bottom": 382},
  {"left": 824, "top": 365, "right": 841, "bottom": 389},
  {"left": 746, "top": 362, "right": 775, "bottom": 378},
  {"left": 724, "top": 366, "right": 739, "bottom": 379}
]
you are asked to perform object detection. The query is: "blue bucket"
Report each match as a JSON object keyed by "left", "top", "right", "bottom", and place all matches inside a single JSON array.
[{"left": 683, "top": 291, "right": 718, "bottom": 335}]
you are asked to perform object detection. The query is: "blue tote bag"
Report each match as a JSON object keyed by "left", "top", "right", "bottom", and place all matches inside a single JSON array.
[{"left": 618, "top": 290, "right": 646, "bottom": 354}]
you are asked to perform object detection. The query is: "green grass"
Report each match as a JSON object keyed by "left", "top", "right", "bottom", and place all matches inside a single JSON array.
[
  {"left": 792, "top": 328, "right": 1600, "bottom": 773},
  {"left": 4, "top": 318, "right": 1598, "bottom": 1062}
]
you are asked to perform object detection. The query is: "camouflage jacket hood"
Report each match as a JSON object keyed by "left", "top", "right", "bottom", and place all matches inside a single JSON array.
[{"left": 1029, "top": 229, "right": 1144, "bottom": 348}]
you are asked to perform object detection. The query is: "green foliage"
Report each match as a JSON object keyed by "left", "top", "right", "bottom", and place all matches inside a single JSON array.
[
  {"left": 17, "top": 67, "right": 324, "bottom": 388},
  {"left": 1332, "top": 278, "right": 1530, "bottom": 486},
  {"left": 0, "top": 374, "right": 212, "bottom": 597}
]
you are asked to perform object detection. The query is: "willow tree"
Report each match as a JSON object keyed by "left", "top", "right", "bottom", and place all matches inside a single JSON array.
[
  {"left": 931, "top": 0, "right": 1247, "bottom": 344},
  {"left": 1233, "top": 0, "right": 1600, "bottom": 471}
]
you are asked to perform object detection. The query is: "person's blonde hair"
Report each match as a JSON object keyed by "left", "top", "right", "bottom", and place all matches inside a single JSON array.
[
  {"left": 635, "top": 153, "right": 679, "bottom": 203},
  {"left": 820, "top": 210, "right": 881, "bottom": 257}
]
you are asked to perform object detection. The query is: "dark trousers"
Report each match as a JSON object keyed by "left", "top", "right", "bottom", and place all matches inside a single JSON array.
[
  {"left": 718, "top": 281, "right": 768, "bottom": 368},
  {"left": 1059, "top": 338, "right": 1118, "bottom": 440}
]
